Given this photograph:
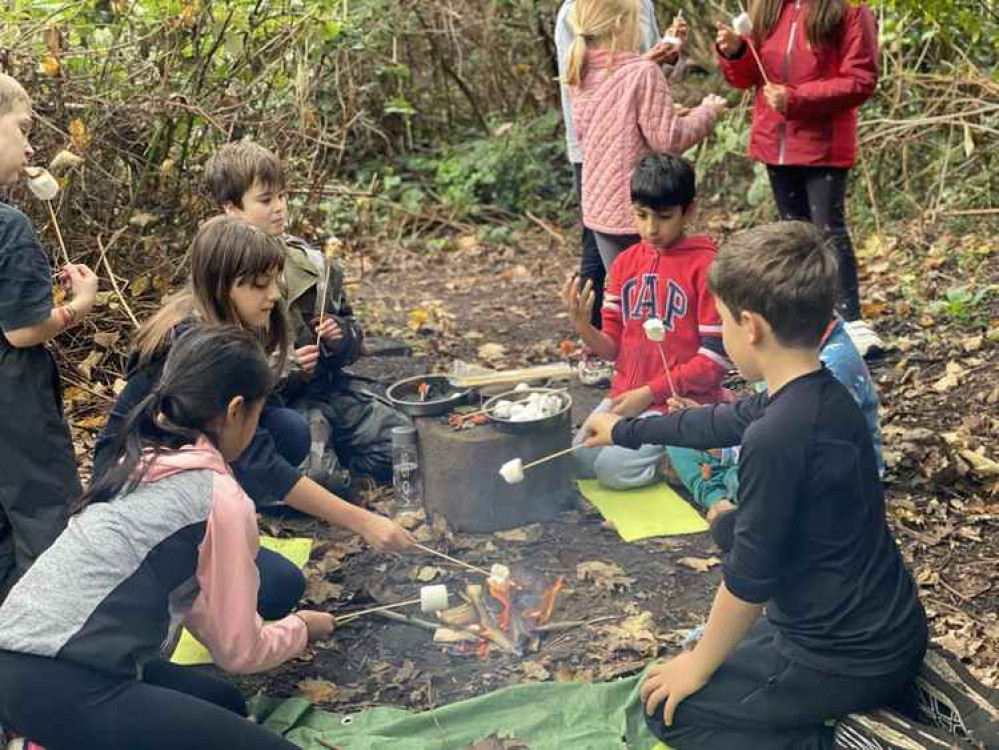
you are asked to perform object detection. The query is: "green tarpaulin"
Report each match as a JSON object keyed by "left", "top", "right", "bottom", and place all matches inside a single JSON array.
[{"left": 252, "top": 671, "right": 671, "bottom": 750}]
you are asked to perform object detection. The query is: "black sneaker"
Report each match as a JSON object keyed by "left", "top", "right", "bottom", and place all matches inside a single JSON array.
[
  {"left": 907, "top": 646, "right": 999, "bottom": 748},
  {"left": 833, "top": 708, "right": 969, "bottom": 749}
]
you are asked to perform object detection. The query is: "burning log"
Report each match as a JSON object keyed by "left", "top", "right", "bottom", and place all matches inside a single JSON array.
[{"left": 466, "top": 584, "right": 519, "bottom": 655}]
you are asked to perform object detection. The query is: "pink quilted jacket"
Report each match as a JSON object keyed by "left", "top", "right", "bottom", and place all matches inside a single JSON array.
[{"left": 572, "top": 49, "right": 719, "bottom": 235}]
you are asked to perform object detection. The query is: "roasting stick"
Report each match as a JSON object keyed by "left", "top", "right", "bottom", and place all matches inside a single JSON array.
[
  {"left": 523, "top": 444, "right": 585, "bottom": 471},
  {"left": 315, "top": 238, "right": 342, "bottom": 347},
  {"left": 412, "top": 543, "right": 491, "bottom": 577},
  {"left": 337, "top": 598, "right": 422, "bottom": 624}
]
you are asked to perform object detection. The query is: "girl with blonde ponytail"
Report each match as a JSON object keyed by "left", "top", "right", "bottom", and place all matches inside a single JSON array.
[{"left": 568, "top": 0, "right": 726, "bottom": 270}]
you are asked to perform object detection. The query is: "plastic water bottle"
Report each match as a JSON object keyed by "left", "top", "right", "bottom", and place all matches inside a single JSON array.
[{"left": 391, "top": 426, "right": 423, "bottom": 508}]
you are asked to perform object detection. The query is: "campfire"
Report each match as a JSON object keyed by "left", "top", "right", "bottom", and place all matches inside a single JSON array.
[{"left": 433, "top": 566, "right": 566, "bottom": 659}]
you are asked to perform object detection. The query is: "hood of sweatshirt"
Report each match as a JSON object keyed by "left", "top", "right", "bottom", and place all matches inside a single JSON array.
[{"left": 141, "top": 439, "right": 229, "bottom": 483}]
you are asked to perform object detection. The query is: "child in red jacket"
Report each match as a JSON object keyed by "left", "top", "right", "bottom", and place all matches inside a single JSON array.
[
  {"left": 563, "top": 153, "right": 729, "bottom": 490},
  {"left": 715, "top": 0, "right": 883, "bottom": 355}
]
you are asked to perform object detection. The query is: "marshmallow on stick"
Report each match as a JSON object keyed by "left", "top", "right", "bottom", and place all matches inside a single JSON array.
[
  {"left": 420, "top": 584, "right": 449, "bottom": 614},
  {"left": 23, "top": 167, "right": 70, "bottom": 267},
  {"left": 499, "top": 458, "right": 525, "bottom": 484},
  {"left": 643, "top": 317, "right": 677, "bottom": 398},
  {"left": 731, "top": 12, "right": 770, "bottom": 84}
]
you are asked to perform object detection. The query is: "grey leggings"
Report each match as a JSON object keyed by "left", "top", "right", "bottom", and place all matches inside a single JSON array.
[{"left": 593, "top": 231, "right": 641, "bottom": 272}]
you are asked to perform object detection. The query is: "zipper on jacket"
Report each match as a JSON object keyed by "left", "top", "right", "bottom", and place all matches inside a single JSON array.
[{"left": 777, "top": 0, "right": 802, "bottom": 165}]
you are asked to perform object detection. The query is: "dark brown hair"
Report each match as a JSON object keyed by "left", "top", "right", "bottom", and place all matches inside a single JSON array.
[
  {"left": 204, "top": 140, "right": 285, "bottom": 208},
  {"left": 136, "top": 215, "right": 289, "bottom": 370},
  {"left": 750, "top": 0, "right": 849, "bottom": 49},
  {"left": 79, "top": 326, "right": 274, "bottom": 510},
  {"left": 708, "top": 221, "right": 838, "bottom": 348}
]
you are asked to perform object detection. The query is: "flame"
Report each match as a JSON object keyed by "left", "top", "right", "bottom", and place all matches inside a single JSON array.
[
  {"left": 488, "top": 579, "right": 513, "bottom": 632},
  {"left": 536, "top": 576, "right": 564, "bottom": 625}
]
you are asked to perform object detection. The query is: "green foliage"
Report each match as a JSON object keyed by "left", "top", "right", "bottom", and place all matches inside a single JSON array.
[{"left": 928, "top": 285, "right": 996, "bottom": 323}]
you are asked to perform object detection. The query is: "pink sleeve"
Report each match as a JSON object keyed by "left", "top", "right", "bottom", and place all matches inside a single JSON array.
[
  {"left": 637, "top": 66, "right": 718, "bottom": 155},
  {"left": 185, "top": 474, "right": 307, "bottom": 674}
]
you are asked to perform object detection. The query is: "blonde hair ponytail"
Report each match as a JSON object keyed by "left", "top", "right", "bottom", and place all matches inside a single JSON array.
[{"left": 564, "top": 0, "right": 641, "bottom": 87}]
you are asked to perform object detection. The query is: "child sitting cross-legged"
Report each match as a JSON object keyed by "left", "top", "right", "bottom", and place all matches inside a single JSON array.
[
  {"left": 563, "top": 153, "right": 730, "bottom": 491},
  {"left": 582, "top": 221, "right": 999, "bottom": 749},
  {"left": 669, "top": 313, "right": 885, "bottom": 550},
  {"left": 205, "top": 140, "right": 409, "bottom": 498}
]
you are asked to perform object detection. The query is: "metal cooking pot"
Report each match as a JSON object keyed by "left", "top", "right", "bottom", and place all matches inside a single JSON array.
[
  {"left": 386, "top": 374, "right": 472, "bottom": 417},
  {"left": 483, "top": 388, "right": 572, "bottom": 435}
]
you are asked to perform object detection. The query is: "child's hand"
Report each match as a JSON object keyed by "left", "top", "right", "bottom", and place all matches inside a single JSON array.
[
  {"left": 295, "top": 610, "right": 337, "bottom": 642},
  {"left": 640, "top": 652, "right": 713, "bottom": 726},
  {"left": 583, "top": 411, "right": 622, "bottom": 448},
  {"left": 645, "top": 42, "right": 680, "bottom": 66},
  {"left": 715, "top": 22, "right": 743, "bottom": 56},
  {"left": 561, "top": 276, "right": 595, "bottom": 331},
  {"left": 667, "top": 394, "right": 699, "bottom": 411},
  {"left": 296, "top": 344, "right": 321, "bottom": 374},
  {"left": 764, "top": 83, "right": 788, "bottom": 113},
  {"left": 359, "top": 513, "right": 415, "bottom": 553},
  {"left": 61, "top": 264, "right": 99, "bottom": 311},
  {"left": 313, "top": 317, "right": 343, "bottom": 344},
  {"left": 610, "top": 386, "right": 655, "bottom": 417},
  {"left": 700, "top": 94, "right": 727, "bottom": 116},
  {"left": 670, "top": 14, "right": 689, "bottom": 41}
]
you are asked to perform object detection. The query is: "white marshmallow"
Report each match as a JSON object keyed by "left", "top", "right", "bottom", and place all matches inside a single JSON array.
[
  {"left": 420, "top": 584, "right": 449, "bottom": 614},
  {"left": 492, "top": 400, "right": 515, "bottom": 419},
  {"left": 643, "top": 318, "right": 666, "bottom": 342},
  {"left": 499, "top": 458, "right": 525, "bottom": 484},
  {"left": 25, "top": 168, "right": 59, "bottom": 201},
  {"left": 660, "top": 33, "right": 682, "bottom": 46},
  {"left": 733, "top": 12, "right": 753, "bottom": 36},
  {"left": 514, "top": 382, "right": 531, "bottom": 392},
  {"left": 488, "top": 564, "right": 511, "bottom": 586}
]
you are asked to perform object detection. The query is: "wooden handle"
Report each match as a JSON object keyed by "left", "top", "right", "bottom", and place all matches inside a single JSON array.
[
  {"left": 747, "top": 41, "right": 770, "bottom": 84},
  {"left": 522, "top": 443, "right": 585, "bottom": 471},
  {"left": 413, "top": 543, "right": 491, "bottom": 576}
]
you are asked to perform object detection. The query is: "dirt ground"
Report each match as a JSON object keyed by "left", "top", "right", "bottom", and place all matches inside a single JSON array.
[{"left": 217, "top": 215, "right": 999, "bottom": 712}]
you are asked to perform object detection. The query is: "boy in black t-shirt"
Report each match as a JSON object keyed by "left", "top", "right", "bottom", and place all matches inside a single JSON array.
[{"left": 585, "top": 222, "right": 943, "bottom": 749}]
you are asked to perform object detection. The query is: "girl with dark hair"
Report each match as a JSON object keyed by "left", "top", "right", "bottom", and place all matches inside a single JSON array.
[
  {"left": 715, "top": 0, "right": 883, "bottom": 355},
  {"left": 0, "top": 326, "right": 333, "bottom": 750},
  {"left": 95, "top": 216, "right": 412, "bottom": 621}
]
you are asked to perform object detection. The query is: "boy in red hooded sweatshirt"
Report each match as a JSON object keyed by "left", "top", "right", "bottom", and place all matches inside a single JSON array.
[{"left": 563, "top": 153, "right": 729, "bottom": 490}]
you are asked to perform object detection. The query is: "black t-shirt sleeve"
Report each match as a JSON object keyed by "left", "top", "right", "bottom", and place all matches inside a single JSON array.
[
  {"left": 723, "top": 418, "right": 807, "bottom": 604},
  {"left": 611, "top": 394, "right": 767, "bottom": 450},
  {"left": 0, "top": 206, "right": 53, "bottom": 331}
]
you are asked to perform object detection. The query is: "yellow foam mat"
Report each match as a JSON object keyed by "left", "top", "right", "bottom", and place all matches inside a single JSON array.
[
  {"left": 578, "top": 480, "right": 708, "bottom": 541},
  {"left": 170, "top": 535, "right": 313, "bottom": 666}
]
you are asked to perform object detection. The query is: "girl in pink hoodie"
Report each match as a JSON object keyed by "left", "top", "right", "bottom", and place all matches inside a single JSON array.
[
  {"left": 566, "top": 0, "right": 727, "bottom": 270},
  {"left": 0, "top": 327, "right": 330, "bottom": 750}
]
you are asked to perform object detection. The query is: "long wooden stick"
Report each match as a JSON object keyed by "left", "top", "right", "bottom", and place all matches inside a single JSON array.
[
  {"left": 97, "top": 229, "right": 139, "bottom": 329},
  {"left": 655, "top": 345, "right": 677, "bottom": 399},
  {"left": 522, "top": 443, "right": 585, "bottom": 471},
  {"left": 45, "top": 201, "right": 71, "bottom": 268},
  {"left": 450, "top": 363, "right": 573, "bottom": 389},
  {"left": 413, "top": 543, "right": 490, "bottom": 576},
  {"left": 747, "top": 40, "right": 770, "bottom": 85},
  {"left": 337, "top": 597, "right": 422, "bottom": 624}
]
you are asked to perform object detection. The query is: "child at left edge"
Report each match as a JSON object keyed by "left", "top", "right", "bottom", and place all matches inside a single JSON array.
[
  {"left": 562, "top": 152, "right": 730, "bottom": 491},
  {"left": 0, "top": 73, "right": 100, "bottom": 603}
]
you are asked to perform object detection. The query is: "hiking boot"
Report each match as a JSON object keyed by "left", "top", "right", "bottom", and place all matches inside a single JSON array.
[
  {"left": 844, "top": 319, "right": 886, "bottom": 359},
  {"left": 833, "top": 708, "right": 969, "bottom": 749},
  {"left": 905, "top": 646, "right": 999, "bottom": 747}
]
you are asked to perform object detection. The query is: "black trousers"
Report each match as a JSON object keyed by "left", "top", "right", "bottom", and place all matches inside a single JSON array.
[
  {"left": 0, "top": 343, "right": 80, "bottom": 603},
  {"left": 0, "top": 652, "right": 298, "bottom": 750},
  {"left": 574, "top": 163, "right": 604, "bottom": 329},
  {"left": 647, "top": 619, "right": 924, "bottom": 750},
  {"left": 767, "top": 165, "right": 862, "bottom": 321}
]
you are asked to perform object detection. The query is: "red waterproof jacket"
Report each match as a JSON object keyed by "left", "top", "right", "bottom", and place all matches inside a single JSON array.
[{"left": 718, "top": 1, "right": 879, "bottom": 168}]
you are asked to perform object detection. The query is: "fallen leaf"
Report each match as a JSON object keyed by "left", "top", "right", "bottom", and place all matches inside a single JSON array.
[
  {"left": 576, "top": 560, "right": 635, "bottom": 591},
  {"left": 932, "top": 362, "right": 964, "bottom": 393},
  {"left": 408, "top": 307, "right": 429, "bottom": 332},
  {"left": 961, "top": 336, "right": 984, "bottom": 353},
  {"left": 495, "top": 524, "right": 541, "bottom": 543},
  {"left": 304, "top": 578, "right": 343, "bottom": 604},
  {"left": 478, "top": 342, "right": 506, "bottom": 361},
  {"left": 40, "top": 54, "right": 61, "bottom": 77},
  {"left": 600, "top": 611, "right": 658, "bottom": 656},
  {"left": 678, "top": 556, "right": 722, "bottom": 573},
  {"left": 521, "top": 660, "right": 551, "bottom": 681},
  {"left": 415, "top": 565, "right": 444, "bottom": 582},
  {"left": 68, "top": 118, "right": 90, "bottom": 151},
  {"left": 92, "top": 331, "right": 120, "bottom": 350},
  {"left": 396, "top": 510, "right": 425, "bottom": 530},
  {"left": 296, "top": 679, "right": 363, "bottom": 705}
]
